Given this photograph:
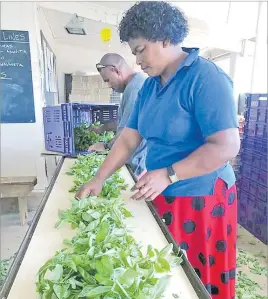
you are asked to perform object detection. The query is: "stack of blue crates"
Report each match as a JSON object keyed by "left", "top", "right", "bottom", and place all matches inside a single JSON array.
[{"left": 238, "top": 93, "right": 268, "bottom": 244}]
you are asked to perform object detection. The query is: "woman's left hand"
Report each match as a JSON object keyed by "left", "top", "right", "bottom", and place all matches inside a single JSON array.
[{"left": 131, "top": 168, "right": 171, "bottom": 201}]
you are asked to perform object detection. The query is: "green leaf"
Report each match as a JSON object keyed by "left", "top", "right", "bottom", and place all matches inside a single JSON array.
[
  {"left": 77, "top": 266, "right": 96, "bottom": 285},
  {"left": 80, "top": 285, "right": 112, "bottom": 298},
  {"left": 94, "top": 274, "right": 113, "bottom": 286},
  {"left": 95, "top": 256, "right": 113, "bottom": 277},
  {"left": 157, "top": 257, "right": 171, "bottom": 272},
  {"left": 147, "top": 245, "right": 156, "bottom": 258},
  {"left": 53, "top": 284, "right": 70, "bottom": 299},
  {"left": 86, "top": 209, "right": 101, "bottom": 219},
  {"left": 86, "top": 219, "right": 99, "bottom": 232},
  {"left": 87, "top": 246, "right": 95, "bottom": 258},
  {"left": 82, "top": 212, "right": 92, "bottom": 222},
  {"left": 51, "top": 264, "right": 63, "bottom": 282},
  {"left": 159, "top": 244, "right": 173, "bottom": 258},
  {"left": 96, "top": 222, "right": 109, "bottom": 243},
  {"left": 150, "top": 276, "right": 170, "bottom": 299},
  {"left": 119, "top": 269, "right": 138, "bottom": 287}
]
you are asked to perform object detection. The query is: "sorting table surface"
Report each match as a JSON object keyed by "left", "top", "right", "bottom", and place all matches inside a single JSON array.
[{"left": 7, "top": 158, "right": 199, "bottom": 299}]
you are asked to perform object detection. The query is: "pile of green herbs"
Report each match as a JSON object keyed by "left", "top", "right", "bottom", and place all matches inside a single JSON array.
[
  {"left": 236, "top": 248, "right": 268, "bottom": 299},
  {"left": 66, "top": 154, "right": 128, "bottom": 199},
  {"left": 36, "top": 154, "right": 182, "bottom": 299},
  {"left": 74, "top": 122, "right": 114, "bottom": 151},
  {"left": 0, "top": 256, "right": 14, "bottom": 286}
]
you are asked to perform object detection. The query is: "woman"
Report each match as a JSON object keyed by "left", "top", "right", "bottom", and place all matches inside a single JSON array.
[{"left": 76, "top": 2, "right": 240, "bottom": 299}]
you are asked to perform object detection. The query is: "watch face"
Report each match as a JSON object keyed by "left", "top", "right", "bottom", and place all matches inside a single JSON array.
[{"left": 170, "top": 175, "right": 178, "bottom": 183}]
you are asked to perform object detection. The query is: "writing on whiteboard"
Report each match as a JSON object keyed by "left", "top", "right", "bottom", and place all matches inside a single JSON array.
[
  {"left": 6, "top": 49, "right": 27, "bottom": 55},
  {"left": 0, "top": 72, "right": 12, "bottom": 80},
  {"left": 0, "top": 44, "right": 14, "bottom": 49},
  {"left": 1, "top": 31, "right": 26, "bottom": 42},
  {"left": 0, "top": 62, "right": 24, "bottom": 67}
]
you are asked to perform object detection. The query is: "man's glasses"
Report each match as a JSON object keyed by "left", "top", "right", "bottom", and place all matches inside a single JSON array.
[{"left": 96, "top": 63, "right": 115, "bottom": 72}]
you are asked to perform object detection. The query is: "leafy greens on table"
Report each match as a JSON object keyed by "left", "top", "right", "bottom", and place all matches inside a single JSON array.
[
  {"left": 36, "top": 153, "right": 182, "bottom": 299},
  {"left": 74, "top": 122, "right": 114, "bottom": 151}
]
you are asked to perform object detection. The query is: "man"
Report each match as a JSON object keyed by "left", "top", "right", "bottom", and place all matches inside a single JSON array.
[{"left": 88, "top": 53, "right": 147, "bottom": 176}]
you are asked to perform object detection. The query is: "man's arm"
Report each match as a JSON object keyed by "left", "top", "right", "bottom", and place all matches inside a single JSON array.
[
  {"left": 95, "top": 128, "right": 142, "bottom": 181},
  {"left": 106, "top": 86, "right": 143, "bottom": 149},
  {"left": 90, "top": 119, "right": 118, "bottom": 134},
  {"left": 117, "top": 88, "right": 140, "bottom": 130},
  {"left": 106, "top": 127, "right": 123, "bottom": 148}
]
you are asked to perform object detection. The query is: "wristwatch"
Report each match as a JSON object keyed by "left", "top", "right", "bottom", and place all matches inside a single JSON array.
[
  {"left": 104, "top": 142, "right": 111, "bottom": 150},
  {"left": 167, "top": 165, "right": 179, "bottom": 184}
]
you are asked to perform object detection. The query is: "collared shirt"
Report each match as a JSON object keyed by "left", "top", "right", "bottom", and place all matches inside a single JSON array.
[
  {"left": 127, "top": 48, "right": 238, "bottom": 196},
  {"left": 117, "top": 72, "right": 147, "bottom": 176}
]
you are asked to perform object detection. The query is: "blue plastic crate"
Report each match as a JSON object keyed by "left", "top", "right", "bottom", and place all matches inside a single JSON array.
[
  {"left": 238, "top": 191, "right": 268, "bottom": 244},
  {"left": 241, "top": 137, "right": 267, "bottom": 156},
  {"left": 245, "top": 107, "right": 268, "bottom": 123},
  {"left": 246, "top": 93, "right": 268, "bottom": 108},
  {"left": 43, "top": 103, "right": 119, "bottom": 156},
  {"left": 240, "top": 150, "right": 251, "bottom": 165},
  {"left": 244, "top": 121, "right": 267, "bottom": 139},
  {"left": 257, "top": 184, "right": 267, "bottom": 203},
  {"left": 240, "top": 163, "right": 251, "bottom": 178}
]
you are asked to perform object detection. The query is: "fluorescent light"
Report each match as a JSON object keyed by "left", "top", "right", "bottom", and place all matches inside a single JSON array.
[
  {"left": 65, "top": 14, "right": 87, "bottom": 36},
  {"left": 65, "top": 27, "right": 86, "bottom": 35}
]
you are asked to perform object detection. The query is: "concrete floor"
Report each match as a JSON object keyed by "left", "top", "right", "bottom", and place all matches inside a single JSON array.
[
  {"left": 237, "top": 224, "right": 268, "bottom": 298},
  {"left": 0, "top": 193, "right": 267, "bottom": 298},
  {"left": 0, "top": 192, "right": 44, "bottom": 259}
]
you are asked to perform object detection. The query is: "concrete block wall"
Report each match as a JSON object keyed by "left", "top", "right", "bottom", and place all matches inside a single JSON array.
[{"left": 69, "top": 75, "right": 111, "bottom": 103}]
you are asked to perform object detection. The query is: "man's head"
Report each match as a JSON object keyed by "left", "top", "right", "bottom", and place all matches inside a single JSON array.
[{"left": 96, "top": 53, "right": 133, "bottom": 93}]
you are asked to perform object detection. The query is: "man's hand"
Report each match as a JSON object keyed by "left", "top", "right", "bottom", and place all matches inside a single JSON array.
[
  {"left": 75, "top": 178, "right": 103, "bottom": 199},
  {"left": 88, "top": 142, "right": 106, "bottom": 152},
  {"left": 131, "top": 168, "right": 171, "bottom": 201},
  {"left": 88, "top": 126, "right": 103, "bottom": 134}
]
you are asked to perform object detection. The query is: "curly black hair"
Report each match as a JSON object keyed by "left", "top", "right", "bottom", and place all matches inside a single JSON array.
[{"left": 118, "top": 1, "right": 189, "bottom": 45}]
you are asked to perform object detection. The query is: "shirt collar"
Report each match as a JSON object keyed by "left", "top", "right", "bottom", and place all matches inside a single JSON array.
[
  {"left": 153, "top": 47, "right": 200, "bottom": 84},
  {"left": 181, "top": 47, "right": 200, "bottom": 67}
]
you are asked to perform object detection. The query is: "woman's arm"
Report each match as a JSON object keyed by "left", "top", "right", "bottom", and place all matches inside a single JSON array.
[
  {"left": 172, "top": 128, "right": 240, "bottom": 180},
  {"left": 76, "top": 127, "right": 142, "bottom": 198},
  {"left": 132, "top": 128, "right": 240, "bottom": 201},
  {"left": 95, "top": 127, "right": 142, "bottom": 181}
]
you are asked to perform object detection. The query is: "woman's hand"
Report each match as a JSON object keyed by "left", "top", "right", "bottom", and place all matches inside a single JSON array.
[
  {"left": 75, "top": 177, "right": 103, "bottom": 199},
  {"left": 88, "top": 142, "right": 106, "bottom": 152},
  {"left": 131, "top": 168, "right": 171, "bottom": 201}
]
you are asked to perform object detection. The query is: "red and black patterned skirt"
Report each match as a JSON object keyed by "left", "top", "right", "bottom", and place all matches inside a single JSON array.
[{"left": 153, "top": 178, "right": 237, "bottom": 299}]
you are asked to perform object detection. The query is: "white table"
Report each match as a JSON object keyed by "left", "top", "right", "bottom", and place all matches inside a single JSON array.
[{"left": 6, "top": 158, "right": 200, "bottom": 299}]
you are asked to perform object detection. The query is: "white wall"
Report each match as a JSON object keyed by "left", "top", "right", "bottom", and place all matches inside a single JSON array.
[
  {"left": 0, "top": 2, "right": 136, "bottom": 191},
  {"left": 55, "top": 41, "right": 137, "bottom": 103},
  {"left": 0, "top": 2, "right": 55, "bottom": 190},
  {"left": 37, "top": 5, "right": 63, "bottom": 104},
  {"left": 250, "top": 2, "right": 267, "bottom": 93}
]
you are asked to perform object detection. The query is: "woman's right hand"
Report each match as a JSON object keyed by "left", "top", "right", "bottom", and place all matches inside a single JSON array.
[{"left": 75, "top": 178, "right": 103, "bottom": 199}]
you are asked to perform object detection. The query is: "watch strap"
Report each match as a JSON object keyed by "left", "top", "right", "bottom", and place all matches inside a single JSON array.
[
  {"left": 167, "top": 165, "right": 175, "bottom": 176},
  {"left": 167, "top": 165, "right": 179, "bottom": 184},
  {"left": 104, "top": 142, "right": 111, "bottom": 150}
]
